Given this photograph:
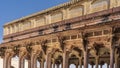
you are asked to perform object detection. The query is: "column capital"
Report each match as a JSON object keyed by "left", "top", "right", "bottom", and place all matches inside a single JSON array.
[
  {"left": 31, "top": 45, "right": 41, "bottom": 55},
  {"left": 5, "top": 49, "right": 14, "bottom": 57},
  {"left": 47, "top": 48, "right": 53, "bottom": 54},
  {"left": 19, "top": 47, "right": 27, "bottom": 57}
]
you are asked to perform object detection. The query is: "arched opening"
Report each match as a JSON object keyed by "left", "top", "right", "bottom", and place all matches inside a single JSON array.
[
  {"left": 59, "top": 64, "right": 63, "bottom": 68},
  {"left": 44, "top": 61, "right": 46, "bottom": 68},
  {"left": 0, "top": 57, "right": 3, "bottom": 68},
  {"left": 11, "top": 56, "right": 19, "bottom": 68},
  {"left": 25, "top": 59, "right": 28, "bottom": 68},
  {"left": 70, "top": 64, "right": 76, "bottom": 68},
  {"left": 103, "top": 63, "right": 108, "bottom": 68},
  {"left": 37, "top": 60, "right": 39, "bottom": 68}
]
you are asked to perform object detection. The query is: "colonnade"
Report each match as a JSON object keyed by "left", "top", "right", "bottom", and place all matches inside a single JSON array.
[
  {"left": 1, "top": 29, "right": 120, "bottom": 68},
  {"left": 1, "top": 43, "right": 119, "bottom": 68}
]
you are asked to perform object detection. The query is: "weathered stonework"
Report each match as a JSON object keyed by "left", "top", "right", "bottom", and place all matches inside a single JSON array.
[{"left": 0, "top": 0, "right": 120, "bottom": 68}]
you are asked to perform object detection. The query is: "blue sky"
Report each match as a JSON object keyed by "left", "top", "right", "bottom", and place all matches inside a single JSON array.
[{"left": 0, "top": 0, "right": 69, "bottom": 43}]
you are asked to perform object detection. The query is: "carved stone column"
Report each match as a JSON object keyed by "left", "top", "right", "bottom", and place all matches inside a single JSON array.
[
  {"left": 61, "top": 62, "right": 63, "bottom": 68},
  {"left": 3, "top": 49, "right": 14, "bottom": 68},
  {"left": 40, "top": 60, "right": 44, "bottom": 68},
  {"left": 56, "top": 64, "right": 59, "bottom": 68},
  {"left": 115, "top": 50, "right": 119, "bottom": 68},
  {"left": 46, "top": 51, "right": 52, "bottom": 68},
  {"left": 19, "top": 56, "right": 25, "bottom": 68},
  {"left": 95, "top": 56, "right": 99, "bottom": 68},
  {"left": 107, "top": 63, "right": 109, "bottom": 68},
  {"left": 19, "top": 47, "right": 27, "bottom": 68},
  {"left": 63, "top": 50, "right": 69, "bottom": 68},
  {"left": 100, "top": 64, "right": 102, "bottom": 68},
  {"left": 83, "top": 49, "right": 88, "bottom": 68},
  {"left": 110, "top": 48, "right": 115, "bottom": 68},
  {"left": 76, "top": 64, "right": 78, "bottom": 68},
  {"left": 31, "top": 50, "right": 40, "bottom": 68},
  {"left": 79, "top": 57, "right": 82, "bottom": 68},
  {"left": 81, "top": 33, "right": 89, "bottom": 68},
  {"left": 53, "top": 61, "right": 55, "bottom": 68},
  {"left": 91, "top": 65, "right": 94, "bottom": 68},
  {"left": 3, "top": 52, "right": 9, "bottom": 68},
  {"left": 31, "top": 45, "right": 41, "bottom": 68},
  {"left": 28, "top": 59, "right": 31, "bottom": 68},
  {"left": 8, "top": 55, "right": 13, "bottom": 68}
]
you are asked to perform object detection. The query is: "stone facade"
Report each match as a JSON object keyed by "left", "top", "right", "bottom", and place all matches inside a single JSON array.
[{"left": 0, "top": 0, "right": 120, "bottom": 68}]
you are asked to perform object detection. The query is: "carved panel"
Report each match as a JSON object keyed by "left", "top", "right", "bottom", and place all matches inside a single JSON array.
[
  {"left": 91, "top": 0, "right": 109, "bottom": 13},
  {"left": 36, "top": 17, "right": 46, "bottom": 27},
  {"left": 68, "top": 5, "right": 83, "bottom": 18},
  {"left": 22, "top": 21, "right": 31, "bottom": 30},
  {"left": 51, "top": 12, "right": 63, "bottom": 23},
  {"left": 12, "top": 24, "right": 19, "bottom": 33}
]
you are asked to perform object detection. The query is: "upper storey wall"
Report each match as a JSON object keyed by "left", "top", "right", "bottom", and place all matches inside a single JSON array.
[{"left": 3, "top": 0, "right": 120, "bottom": 36}]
